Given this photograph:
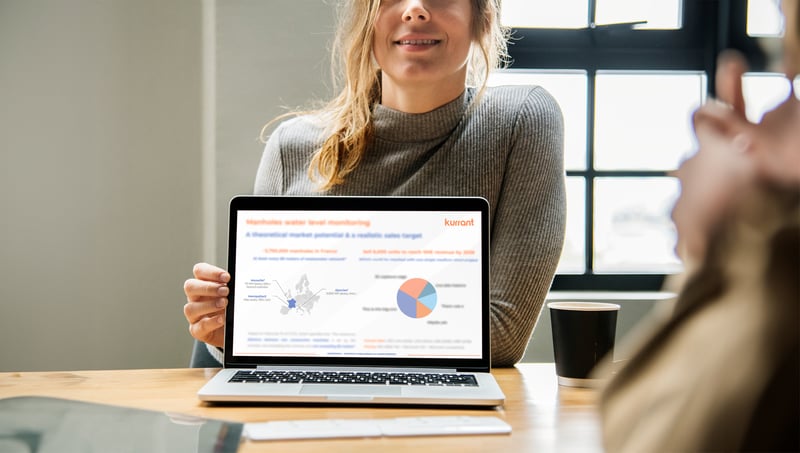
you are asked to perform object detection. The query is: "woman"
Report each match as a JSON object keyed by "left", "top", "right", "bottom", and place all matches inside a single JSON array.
[{"left": 184, "top": 0, "right": 566, "bottom": 367}]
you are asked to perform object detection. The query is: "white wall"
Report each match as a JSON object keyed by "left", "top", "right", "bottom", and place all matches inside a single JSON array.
[
  {"left": 0, "top": 0, "right": 337, "bottom": 372},
  {"left": 0, "top": 0, "right": 204, "bottom": 371},
  {"left": 213, "top": 1, "right": 336, "bottom": 262}
]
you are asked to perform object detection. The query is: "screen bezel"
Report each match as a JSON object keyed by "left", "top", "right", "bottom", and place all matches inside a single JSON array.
[{"left": 222, "top": 195, "right": 492, "bottom": 372}]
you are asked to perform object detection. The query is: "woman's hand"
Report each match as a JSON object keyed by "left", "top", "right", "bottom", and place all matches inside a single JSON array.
[
  {"left": 183, "top": 262, "right": 230, "bottom": 348},
  {"left": 673, "top": 50, "right": 800, "bottom": 266},
  {"left": 705, "top": 50, "right": 800, "bottom": 188},
  {"left": 671, "top": 51, "right": 756, "bottom": 265}
]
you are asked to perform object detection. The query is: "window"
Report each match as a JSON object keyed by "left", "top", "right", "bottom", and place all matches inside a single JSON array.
[{"left": 492, "top": 0, "right": 788, "bottom": 290}]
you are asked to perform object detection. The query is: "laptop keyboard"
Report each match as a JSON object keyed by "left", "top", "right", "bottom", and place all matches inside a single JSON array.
[{"left": 229, "top": 370, "right": 478, "bottom": 387}]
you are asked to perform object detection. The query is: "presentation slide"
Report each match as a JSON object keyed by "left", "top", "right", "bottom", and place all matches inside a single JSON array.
[{"left": 231, "top": 209, "right": 484, "bottom": 359}]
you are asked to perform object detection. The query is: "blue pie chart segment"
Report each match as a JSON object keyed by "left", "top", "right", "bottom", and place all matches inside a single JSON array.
[{"left": 397, "top": 278, "right": 437, "bottom": 318}]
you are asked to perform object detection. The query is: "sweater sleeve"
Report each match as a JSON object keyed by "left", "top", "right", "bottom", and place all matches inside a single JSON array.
[
  {"left": 253, "top": 123, "right": 286, "bottom": 195},
  {"left": 205, "top": 343, "right": 225, "bottom": 365},
  {"left": 489, "top": 86, "right": 566, "bottom": 366}
]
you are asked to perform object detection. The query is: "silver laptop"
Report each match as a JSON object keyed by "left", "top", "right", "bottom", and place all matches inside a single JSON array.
[{"left": 198, "top": 195, "right": 505, "bottom": 406}]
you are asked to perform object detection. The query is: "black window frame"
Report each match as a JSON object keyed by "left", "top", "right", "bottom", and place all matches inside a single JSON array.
[{"left": 505, "top": 0, "right": 768, "bottom": 291}]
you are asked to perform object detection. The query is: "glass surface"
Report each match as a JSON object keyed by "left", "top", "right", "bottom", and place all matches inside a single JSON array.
[
  {"left": 742, "top": 72, "right": 793, "bottom": 122},
  {"left": 593, "top": 177, "right": 682, "bottom": 273},
  {"left": 748, "top": 0, "right": 784, "bottom": 36},
  {"left": 488, "top": 70, "right": 588, "bottom": 170},
  {"left": 594, "top": 71, "right": 706, "bottom": 171},
  {"left": 557, "top": 177, "right": 587, "bottom": 274},
  {"left": 595, "top": 0, "right": 682, "bottom": 29},
  {"left": 500, "top": 0, "right": 588, "bottom": 29},
  {"left": 0, "top": 396, "right": 243, "bottom": 453},
  {"left": 231, "top": 205, "right": 485, "bottom": 359}
]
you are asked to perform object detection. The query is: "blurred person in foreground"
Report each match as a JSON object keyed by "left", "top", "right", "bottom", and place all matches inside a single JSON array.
[{"left": 599, "top": 1, "right": 799, "bottom": 451}]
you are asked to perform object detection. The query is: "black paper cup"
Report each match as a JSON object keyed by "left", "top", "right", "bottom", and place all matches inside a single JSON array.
[{"left": 548, "top": 301, "right": 619, "bottom": 387}]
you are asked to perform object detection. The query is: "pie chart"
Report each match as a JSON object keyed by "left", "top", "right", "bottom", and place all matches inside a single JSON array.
[{"left": 397, "top": 278, "right": 437, "bottom": 318}]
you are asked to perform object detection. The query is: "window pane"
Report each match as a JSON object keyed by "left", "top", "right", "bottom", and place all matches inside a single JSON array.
[
  {"left": 748, "top": 0, "right": 784, "bottom": 37},
  {"left": 594, "top": 71, "right": 706, "bottom": 170},
  {"left": 488, "top": 70, "right": 587, "bottom": 170},
  {"left": 500, "top": 0, "right": 588, "bottom": 29},
  {"left": 595, "top": 0, "right": 682, "bottom": 29},
  {"left": 594, "top": 177, "right": 681, "bottom": 273},
  {"left": 742, "top": 73, "right": 793, "bottom": 121},
  {"left": 557, "top": 177, "right": 586, "bottom": 274}
]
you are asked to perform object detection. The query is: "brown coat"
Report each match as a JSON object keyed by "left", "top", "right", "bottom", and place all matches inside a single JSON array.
[{"left": 599, "top": 186, "right": 799, "bottom": 452}]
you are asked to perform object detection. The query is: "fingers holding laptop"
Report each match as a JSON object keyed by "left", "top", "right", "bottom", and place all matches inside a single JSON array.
[{"left": 183, "top": 262, "right": 230, "bottom": 348}]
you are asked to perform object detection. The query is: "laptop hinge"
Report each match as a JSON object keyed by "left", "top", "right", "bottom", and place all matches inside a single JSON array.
[{"left": 252, "top": 365, "right": 460, "bottom": 373}]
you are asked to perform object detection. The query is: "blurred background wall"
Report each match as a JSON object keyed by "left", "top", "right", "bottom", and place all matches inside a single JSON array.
[{"left": 0, "top": 0, "right": 335, "bottom": 371}]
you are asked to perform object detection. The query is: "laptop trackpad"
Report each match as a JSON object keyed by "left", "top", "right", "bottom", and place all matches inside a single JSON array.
[{"left": 300, "top": 384, "right": 402, "bottom": 397}]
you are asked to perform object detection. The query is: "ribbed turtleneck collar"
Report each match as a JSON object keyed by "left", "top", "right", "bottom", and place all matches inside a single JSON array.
[{"left": 372, "top": 88, "right": 473, "bottom": 143}]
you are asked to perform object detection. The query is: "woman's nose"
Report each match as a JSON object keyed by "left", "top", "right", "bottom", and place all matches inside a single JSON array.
[{"left": 402, "top": 1, "right": 430, "bottom": 22}]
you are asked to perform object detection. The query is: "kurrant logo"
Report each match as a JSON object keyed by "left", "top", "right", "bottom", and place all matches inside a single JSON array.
[{"left": 444, "top": 218, "right": 475, "bottom": 227}]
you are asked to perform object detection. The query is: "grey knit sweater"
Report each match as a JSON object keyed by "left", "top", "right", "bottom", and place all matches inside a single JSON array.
[{"left": 251, "top": 85, "right": 565, "bottom": 366}]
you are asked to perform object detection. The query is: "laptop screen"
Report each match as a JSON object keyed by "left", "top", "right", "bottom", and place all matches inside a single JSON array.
[{"left": 224, "top": 196, "right": 490, "bottom": 369}]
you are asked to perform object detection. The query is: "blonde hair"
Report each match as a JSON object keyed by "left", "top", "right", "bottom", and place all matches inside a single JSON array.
[{"left": 262, "top": 0, "right": 510, "bottom": 191}]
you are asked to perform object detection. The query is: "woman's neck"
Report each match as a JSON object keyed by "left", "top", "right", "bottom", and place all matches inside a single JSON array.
[{"left": 379, "top": 72, "right": 467, "bottom": 114}]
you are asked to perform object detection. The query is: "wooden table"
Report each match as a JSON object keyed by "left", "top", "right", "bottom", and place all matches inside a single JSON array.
[{"left": 0, "top": 363, "right": 602, "bottom": 452}]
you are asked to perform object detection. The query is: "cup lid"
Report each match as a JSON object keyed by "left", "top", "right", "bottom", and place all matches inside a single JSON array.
[{"left": 547, "top": 301, "right": 620, "bottom": 311}]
